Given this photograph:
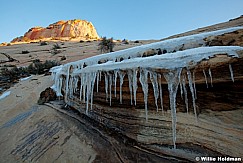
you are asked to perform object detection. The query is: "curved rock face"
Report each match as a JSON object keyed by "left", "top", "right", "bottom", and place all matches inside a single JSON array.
[
  {"left": 11, "top": 19, "right": 99, "bottom": 42},
  {"left": 50, "top": 27, "right": 243, "bottom": 161},
  {"left": 49, "top": 16, "right": 243, "bottom": 161}
]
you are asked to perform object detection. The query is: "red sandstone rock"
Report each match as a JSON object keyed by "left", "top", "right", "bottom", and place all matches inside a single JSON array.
[{"left": 11, "top": 19, "right": 99, "bottom": 43}]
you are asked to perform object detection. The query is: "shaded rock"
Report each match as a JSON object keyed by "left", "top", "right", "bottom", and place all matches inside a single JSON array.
[{"left": 38, "top": 87, "right": 56, "bottom": 104}]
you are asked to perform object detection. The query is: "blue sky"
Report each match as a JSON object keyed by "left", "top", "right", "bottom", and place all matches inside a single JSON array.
[{"left": 0, "top": 0, "right": 242, "bottom": 43}]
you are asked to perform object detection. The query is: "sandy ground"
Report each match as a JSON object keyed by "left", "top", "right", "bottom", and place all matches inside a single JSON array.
[
  {"left": 0, "top": 75, "right": 98, "bottom": 162},
  {"left": 0, "top": 40, "right": 157, "bottom": 67}
]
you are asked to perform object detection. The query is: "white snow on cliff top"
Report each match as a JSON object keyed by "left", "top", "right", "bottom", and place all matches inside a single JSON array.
[
  {"left": 73, "top": 46, "right": 242, "bottom": 74},
  {"left": 50, "top": 26, "right": 243, "bottom": 75}
]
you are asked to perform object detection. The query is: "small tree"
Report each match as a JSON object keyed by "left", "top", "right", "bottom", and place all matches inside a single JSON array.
[{"left": 98, "top": 37, "right": 115, "bottom": 53}]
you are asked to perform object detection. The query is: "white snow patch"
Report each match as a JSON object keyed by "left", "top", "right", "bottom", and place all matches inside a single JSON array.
[
  {"left": 20, "top": 75, "right": 33, "bottom": 81},
  {"left": 0, "top": 91, "right": 11, "bottom": 100}
]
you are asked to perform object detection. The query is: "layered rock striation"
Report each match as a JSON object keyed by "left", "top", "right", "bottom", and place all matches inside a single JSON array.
[
  {"left": 49, "top": 17, "right": 243, "bottom": 161},
  {"left": 11, "top": 19, "right": 99, "bottom": 42}
]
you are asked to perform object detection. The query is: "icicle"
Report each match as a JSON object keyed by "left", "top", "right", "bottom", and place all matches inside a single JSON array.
[
  {"left": 187, "top": 71, "right": 197, "bottom": 121},
  {"left": 149, "top": 71, "right": 159, "bottom": 112},
  {"left": 81, "top": 75, "right": 85, "bottom": 102},
  {"left": 229, "top": 64, "right": 234, "bottom": 82},
  {"left": 192, "top": 71, "right": 197, "bottom": 99},
  {"left": 58, "top": 77, "right": 63, "bottom": 97},
  {"left": 118, "top": 71, "right": 125, "bottom": 104},
  {"left": 179, "top": 80, "right": 183, "bottom": 99},
  {"left": 163, "top": 68, "right": 182, "bottom": 149},
  {"left": 139, "top": 68, "right": 149, "bottom": 121},
  {"left": 86, "top": 73, "right": 91, "bottom": 115},
  {"left": 105, "top": 73, "right": 108, "bottom": 101},
  {"left": 114, "top": 70, "right": 118, "bottom": 97},
  {"left": 182, "top": 76, "right": 189, "bottom": 114},
  {"left": 73, "top": 77, "right": 79, "bottom": 93},
  {"left": 79, "top": 76, "right": 83, "bottom": 101},
  {"left": 90, "top": 72, "right": 97, "bottom": 110},
  {"left": 99, "top": 71, "right": 102, "bottom": 81},
  {"left": 109, "top": 73, "right": 112, "bottom": 106},
  {"left": 203, "top": 69, "right": 208, "bottom": 88},
  {"left": 69, "top": 77, "right": 74, "bottom": 98},
  {"left": 65, "top": 65, "right": 71, "bottom": 102},
  {"left": 96, "top": 71, "right": 100, "bottom": 92},
  {"left": 132, "top": 69, "right": 138, "bottom": 106},
  {"left": 127, "top": 70, "right": 133, "bottom": 105},
  {"left": 158, "top": 74, "right": 164, "bottom": 112},
  {"left": 208, "top": 68, "right": 213, "bottom": 87}
]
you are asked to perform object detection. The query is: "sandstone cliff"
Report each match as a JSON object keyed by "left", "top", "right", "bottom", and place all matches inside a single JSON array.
[
  {"left": 49, "top": 16, "right": 243, "bottom": 161},
  {"left": 11, "top": 19, "right": 99, "bottom": 42}
]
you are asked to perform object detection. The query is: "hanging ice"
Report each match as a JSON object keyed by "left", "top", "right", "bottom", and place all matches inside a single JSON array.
[
  {"left": 208, "top": 68, "right": 213, "bottom": 87},
  {"left": 229, "top": 64, "right": 234, "bottom": 82},
  {"left": 132, "top": 69, "right": 138, "bottom": 106},
  {"left": 203, "top": 69, "right": 208, "bottom": 88},
  {"left": 65, "top": 65, "right": 71, "bottom": 102},
  {"left": 158, "top": 74, "right": 164, "bottom": 112},
  {"left": 139, "top": 68, "right": 149, "bottom": 121},
  {"left": 114, "top": 70, "right": 118, "bottom": 97},
  {"left": 79, "top": 75, "right": 83, "bottom": 101},
  {"left": 105, "top": 73, "right": 108, "bottom": 101},
  {"left": 109, "top": 73, "right": 112, "bottom": 106},
  {"left": 96, "top": 71, "right": 100, "bottom": 92},
  {"left": 187, "top": 70, "right": 197, "bottom": 121},
  {"left": 86, "top": 74, "right": 91, "bottom": 115},
  {"left": 182, "top": 75, "right": 189, "bottom": 113},
  {"left": 179, "top": 79, "right": 183, "bottom": 99},
  {"left": 163, "top": 68, "right": 182, "bottom": 149},
  {"left": 118, "top": 71, "right": 125, "bottom": 104},
  {"left": 90, "top": 72, "right": 97, "bottom": 110},
  {"left": 192, "top": 72, "right": 197, "bottom": 100},
  {"left": 127, "top": 70, "right": 133, "bottom": 105},
  {"left": 149, "top": 71, "right": 159, "bottom": 112}
]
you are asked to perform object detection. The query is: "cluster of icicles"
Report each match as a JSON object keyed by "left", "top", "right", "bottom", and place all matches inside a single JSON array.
[{"left": 50, "top": 27, "right": 243, "bottom": 149}]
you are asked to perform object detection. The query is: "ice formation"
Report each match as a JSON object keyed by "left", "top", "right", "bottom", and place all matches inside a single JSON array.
[
  {"left": 50, "top": 27, "right": 243, "bottom": 149},
  {"left": 139, "top": 68, "right": 149, "bottom": 121},
  {"left": 158, "top": 74, "right": 164, "bottom": 112},
  {"left": 163, "top": 69, "right": 182, "bottom": 149},
  {"left": 229, "top": 64, "right": 234, "bottom": 82},
  {"left": 182, "top": 76, "right": 189, "bottom": 113},
  {"left": 20, "top": 75, "right": 33, "bottom": 81},
  {"left": 203, "top": 69, "right": 208, "bottom": 88},
  {"left": 0, "top": 91, "right": 11, "bottom": 100},
  {"left": 187, "top": 70, "right": 197, "bottom": 121},
  {"left": 208, "top": 68, "right": 213, "bottom": 87},
  {"left": 149, "top": 71, "right": 159, "bottom": 112}
]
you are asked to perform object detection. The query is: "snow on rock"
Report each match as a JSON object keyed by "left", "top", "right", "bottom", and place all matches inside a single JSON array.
[
  {"left": 20, "top": 75, "right": 33, "bottom": 81},
  {"left": 50, "top": 27, "right": 243, "bottom": 149},
  {"left": 53, "top": 26, "right": 243, "bottom": 76},
  {"left": 0, "top": 91, "right": 11, "bottom": 100}
]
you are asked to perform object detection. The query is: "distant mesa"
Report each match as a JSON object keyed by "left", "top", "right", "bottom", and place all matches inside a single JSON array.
[{"left": 11, "top": 19, "right": 100, "bottom": 43}]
